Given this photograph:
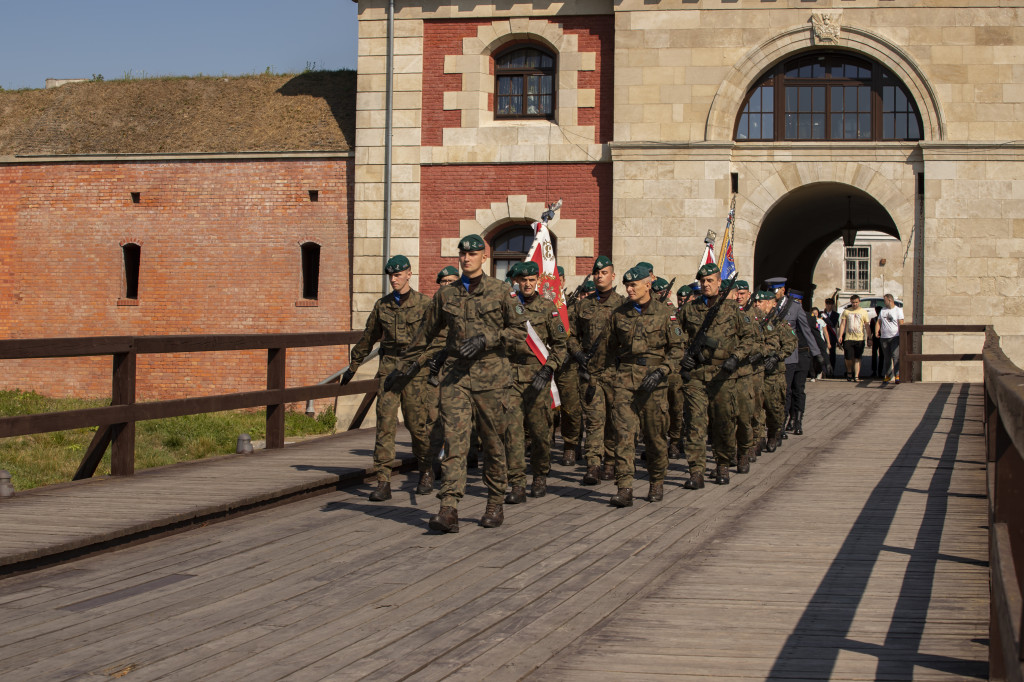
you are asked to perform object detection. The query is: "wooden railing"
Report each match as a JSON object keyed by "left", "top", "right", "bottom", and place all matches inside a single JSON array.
[
  {"left": 0, "top": 333, "right": 378, "bottom": 481},
  {"left": 983, "top": 327, "right": 1024, "bottom": 682},
  {"left": 898, "top": 324, "right": 987, "bottom": 383}
]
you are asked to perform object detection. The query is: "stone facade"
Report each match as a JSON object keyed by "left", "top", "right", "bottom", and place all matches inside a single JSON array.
[{"left": 354, "top": 0, "right": 1024, "bottom": 380}]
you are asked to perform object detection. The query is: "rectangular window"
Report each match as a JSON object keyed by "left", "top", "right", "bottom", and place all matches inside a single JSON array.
[
  {"left": 122, "top": 244, "right": 141, "bottom": 299},
  {"left": 844, "top": 246, "right": 870, "bottom": 292},
  {"left": 301, "top": 243, "right": 320, "bottom": 300}
]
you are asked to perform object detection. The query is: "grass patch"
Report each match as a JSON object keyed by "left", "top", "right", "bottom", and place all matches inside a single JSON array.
[{"left": 0, "top": 390, "right": 336, "bottom": 491}]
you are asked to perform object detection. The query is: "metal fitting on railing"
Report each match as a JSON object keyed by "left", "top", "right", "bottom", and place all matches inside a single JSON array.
[
  {"left": 0, "top": 470, "right": 14, "bottom": 498},
  {"left": 236, "top": 434, "right": 254, "bottom": 455}
]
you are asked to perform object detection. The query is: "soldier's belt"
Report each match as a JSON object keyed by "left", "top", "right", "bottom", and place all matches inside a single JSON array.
[
  {"left": 511, "top": 354, "right": 541, "bottom": 365},
  {"left": 618, "top": 356, "right": 650, "bottom": 366}
]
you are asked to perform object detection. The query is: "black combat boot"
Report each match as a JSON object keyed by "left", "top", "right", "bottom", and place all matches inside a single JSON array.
[
  {"left": 531, "top": 475, "right": 547, "bottom": 498},
  {"left": 793, "top": 411, "right": 804, "bottom": 435},
  {"left": 737, "top": 448, "right": 750, "bottom": 474},
  {"left": 684, "top": 471, "right": 705, "bottom": 489},
  {"left": 369, "top": 481, "right": 392, "bottom": 501},
  {"left": 480, "top": 503, "right": 504, "bottom": 528},
  {"left": 609, "top": 487, "right": 633, "bottom": 507},
  {"left": 505, "top": 485, "right": 527, "bottom": 504},
  {"left": 716, "top": 465, "right": 730, "bottom": 485},
  {"left": 415, "top": 468, "right": 434, "bottom": 495},
  {"left": 582, "top": 465, "right": 601, "bottom": 486},
  {"left": 560, "top": 444, "right": 576, "bottom": 467},
  {"left": 764, "top": 433, "right": 778, "bottom": 453},
  {"left": 667, "top": 440, "right": 682, "bottom": 459},
  {"left": 600, "top": 463, "right": 615, "bottom": 481},
  {"left": 647, "top": 481, "right": 664, "bottom": 502},
  {"left": 428, "top": 506, "right": 459, "bottom": 533},
  {"left": 785, "top": 411, "right": 796, "bottom": 432}
]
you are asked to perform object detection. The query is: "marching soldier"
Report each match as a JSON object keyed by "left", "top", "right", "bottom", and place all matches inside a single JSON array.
[
  {"left": 397, "top": 234, "right": 526, "bottom": 532},
  {"left": 505, "top": 261, "right": 568, "bottom": 501},
  {"left": 437, "top": 265, "right": 459, "bottom": 286},
  {"left": 754, "top": 290, "right": 797, "bottom": 451},
  {"left": 653, "top": 278, "right": 685, "bottom": 459},
  {"left": 727, "top": 280, "right": 765, "bottom": 473},
  {"left": 555, "top": 265, "right": 583, "bottom": 466},
  {"left": 569, "top": 255, "right": 624, "bottom": 485},
  {"left": 606, "top": 266, "right": 683, "bottom": 506},
  {"left": 677, "top": 263, "right": 755, "bottom": 488},
  {"left": 342, "top": 255, "right": 445, "bottom": 500}
]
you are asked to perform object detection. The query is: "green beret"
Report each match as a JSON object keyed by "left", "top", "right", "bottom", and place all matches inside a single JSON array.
[
  {"left": 517, "top": 261, "right": 539, "bottom": 277},
  {"left": 583, "top": 280, "right": 596, "bottom": 292},
  {"left": 593, "top": 255, "right": 613, "bottom": 273},
  {"left": 384, "top": 255, "right": 410, "bottom": 275},
  {"left": 436, "top": 265, "right": 459, "bottom": 283},
  {"left": 677, "top": 286, "right": 689, "bottom": 297},
  {"left": 651, "top": 277, "right": 669, "bottom": 292},
  {"left": 696, "top": 263, "right": 720, "bottom": 278},
  {"left": 734, "top": 279, "right": 749, "bottom": 291},
  {"left": 458, "top": 233, "right": 486, "bottom": 252},
  {"left": 622, "top": 267, "right": 649, "bottom": 283},
  {"left": 755, "top": 290, "right": 774, "bottom": 301},
  {"left": 636, "top": 261, "right": 654, "bottom": 274},
  {"left": 557, "top": 265, "right": 565, "bottom": 279}
]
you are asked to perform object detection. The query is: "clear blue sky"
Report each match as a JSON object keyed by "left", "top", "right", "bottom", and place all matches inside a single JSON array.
[{"left": 0, "top": 0, "right": 359, "bottom": 91}]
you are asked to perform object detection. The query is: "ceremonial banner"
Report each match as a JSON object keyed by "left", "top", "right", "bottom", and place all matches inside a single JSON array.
[
  {"left": 526, "top": 201, "right": 570, "bottom": 332},
  {"left": 525, "top": 321, "right": 561, "bottom": 407},
  {"left": 700, "top": 233, "right": 716, "bottom": 267},
  {"left": 717, "top": 194, "right": 737, "bottom": 280}
]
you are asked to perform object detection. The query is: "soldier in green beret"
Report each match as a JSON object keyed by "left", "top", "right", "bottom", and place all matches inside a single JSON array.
[
  {"left": 677, "top": 262, "right": 756, "bottom": 487},
  {"left": 583, "top": 280, "right": 596, "bottom": 294},
  {"left": 398, "top": 234, "right": 527, "bottom": 532},
  {"left": 755, "top": 290, "right": 797, "bottom": 452},
  {"left": 553, "top": 264, "right": 583, "bottom": 466},
  {"left": 651, "top": 277, "right": 685, "bottom": 459},
  {"left": 437, "top": 266, "right": 459, "bottom": 286},
  {"left": 569, "top": 255, "right": 625, "bottom": 484},
  {"left": 606, "top": 266, "right": 684, "bottom": 505},
  {"left": 342, "top": 255, "right": 445, "bottom": 500},
  {"left": 725, "top": 279, "right": 765, "bottom": 473},
  {"left": 504, "top": 261, "right": 568, "bottom": 500}
]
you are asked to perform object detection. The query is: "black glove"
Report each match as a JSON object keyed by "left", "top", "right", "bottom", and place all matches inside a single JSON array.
[
  {"left": 383, "top": 370, "right": 403, "bottom": 392},
  {"left": 428, "top": 350, "right": 446, "bottom": 375},
  {"left": 763, "top": 356, "right": 779, "bottom": 373},
  {"left": 384, "top": 361, "right": 420, "bottom": 391},
  {"left": 584, "top": 384, "right": 597, "bottom": 403},
  {"left": 459, "top": 334, "right": 486, "bottom": 360},
  {"left": 340, "top": 368, "right": 356, "bottom": 386},
  {"left": 748, "top": 352, "right": 763, "bottom": 367},
  {"left": 530, "top": 365, "right": 554, "bottom": 394},
  {"left": 680, "top": 354, "right": 697, "bottom": 372},
  {"left": 722, "top": 355, "right": 739, "bottom": 373},
  {"left": 571, "top": 350, "right": 590, "bottom": 369},
  {"left": 639, "top": 369, "right": 665, "bottom": 393}
]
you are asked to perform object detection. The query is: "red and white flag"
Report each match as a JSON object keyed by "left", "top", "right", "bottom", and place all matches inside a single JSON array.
[
  {"left": 526, "top": 203, "right": 570, "bottom": 333},
  {"left": 700, "top": 232, "right": 716, "bottom": 267},
  {"left": 526, "top": 321, "right": 561, "bottom": 408}
]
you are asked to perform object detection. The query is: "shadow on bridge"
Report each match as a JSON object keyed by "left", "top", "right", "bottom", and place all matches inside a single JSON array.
[{"left": 768, "top": 383, "right": 988, "bottom": 681}]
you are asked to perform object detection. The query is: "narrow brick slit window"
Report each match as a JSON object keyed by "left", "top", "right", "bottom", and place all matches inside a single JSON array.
[
  {"left": 301, "top": 242, "right": 320, "bottom": 300},
  {"left": 122, "top": 243, "right": 141, "bottom": 300}
]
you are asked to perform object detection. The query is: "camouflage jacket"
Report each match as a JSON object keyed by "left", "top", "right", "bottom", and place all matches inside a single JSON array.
[
  {"left": 734, "top": 304, "right": 766, "bottom": 379},
  {"left": 350, "top": 290, "right": 436, "bottom": 377},
  {"left": 607, "top": 298, "right": 684, "bottom": 391},
  {"left": 761, "top": 312, "right": 798, "bottom": 375},
  {"left": 506, "top": 292, "right": 568, "bottom": 384},
  {"left": 677, "top": 295, "right": 756, "bottom": 382},
  {"left": 411, "top": 274, "right": 526, "bottom": 392},
  {"left": 568, "top": 288, "right": 626, "bottom": 375}
]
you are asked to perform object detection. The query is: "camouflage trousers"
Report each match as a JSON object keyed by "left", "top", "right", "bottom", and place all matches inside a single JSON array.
[
  {"left": 611, "top": 384, "right": 669, "bottom": 489},
  {"left": 373, "top": 370, "right": 443, "bottom": 483},
  {"left": 507, "top": 378, "right": 555, "bottom": 485},
  {"left": 667, "top": 370, "right": 684, "bottom": 442},
  {"left": 683, "top": 377, "right": 739, "bottom": 475},
  {"left": 751, "top": 371, "right": 765, "bottom": 444},
  {"left": 581, "top": 370, "right": 617, "bottom": 468},
  {"left": 763, "top": 370, "right": 787, "bottom": 437},
  {"left": 555, "top": 365, "right": 582, "bottom": 448},
  {"left": 438, "top": 382, "right": 511, "bottom": 509},
  {"left": 734, "top": 372, "right": 763, "bottom": 452}
]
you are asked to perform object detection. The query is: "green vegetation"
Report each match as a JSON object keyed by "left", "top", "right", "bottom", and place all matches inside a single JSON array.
[{"left": 0, "top": 390, "right": 336, "bottom": 491}]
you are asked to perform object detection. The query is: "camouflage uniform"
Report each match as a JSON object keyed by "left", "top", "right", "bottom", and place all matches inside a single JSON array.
[
  {"left": 554, "top": 361, "right": 582, "bottom": 459},
  {"left": 663, "top": 299, "right": 685, "bottom": 450},
  {"left": 349, "top": 289, "right": 444, "bottom": 483},
  {"left": 607, "top": 299, "right": 684, "bottom": 490},
  {"left": 762, "top": 315, "right": 798, "bottom": 445},
  {"left": 412, "top": 275, "right": 526, "bottom": 509},
  {"left": 569, "top": 288, "right": 626, "bottom": 472},
  {"left": 506, "top": 293, "right": 568, "bottom": 485},
  {"left": 733, "top": 306, "right": 766, "bottom": 466},
  {"left": 677, "top": 295, "right": 756, "bottom": 478}
]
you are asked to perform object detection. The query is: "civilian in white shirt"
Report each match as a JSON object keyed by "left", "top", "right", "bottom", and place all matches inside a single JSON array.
[{"left": 877, "top": 294, "right": 904, "bottom": 384}]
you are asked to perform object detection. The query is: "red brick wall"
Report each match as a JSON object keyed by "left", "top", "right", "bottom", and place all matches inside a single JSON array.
[
  {"left": 421, "top": 16, "right": 614, "bottom": 146},
  {"left": 419, "top": 163, "right": 612, "bottom": 294},
  {"left": 0, "top": 157, "right": 353, "bottom": 402}
]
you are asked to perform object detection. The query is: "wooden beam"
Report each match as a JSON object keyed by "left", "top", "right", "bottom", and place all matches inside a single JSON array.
[
  {"left": 266, "top": 348, "right": 286, "bottom": 450},
  {"left": 72, "top": 426, "right": 113, "bottom": 481}
]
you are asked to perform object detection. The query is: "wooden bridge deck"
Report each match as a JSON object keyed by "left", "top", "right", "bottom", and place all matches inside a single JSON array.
[{"left": 0, "top": 381, "right": 988, "bottom": 681}]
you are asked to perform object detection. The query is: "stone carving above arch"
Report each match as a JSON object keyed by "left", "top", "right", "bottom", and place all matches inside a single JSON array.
[
  {"left": 440, "top": 195, "right": 593, "bottom": 260},
  {"left": 705, "top": 23, "right": 945, "bottom": 143}
]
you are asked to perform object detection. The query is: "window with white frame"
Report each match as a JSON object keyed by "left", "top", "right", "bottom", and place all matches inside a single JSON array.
[{"left": 844, "top": 246, "right": 871, "bottom": 292}]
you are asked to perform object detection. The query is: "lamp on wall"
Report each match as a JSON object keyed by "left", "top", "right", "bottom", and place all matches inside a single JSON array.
[{"left": 841, "top": 195, "right": 857, "bottom": 247}]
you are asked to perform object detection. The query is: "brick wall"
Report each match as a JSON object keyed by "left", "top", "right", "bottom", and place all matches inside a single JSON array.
[
  {"left": 421, "top": 15, "right": 614, "bottom": 146},
  {"left": 419, "top": 163, "right": 611, "bottom": 295},
  {"left": 0, "top": 157, "right": 354, "bottom": 402}
]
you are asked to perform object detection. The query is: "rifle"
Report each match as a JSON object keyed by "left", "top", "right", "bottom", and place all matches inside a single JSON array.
[
  {"left": 680, "top": 274, "right": 738, "bottom": 381},
  {"left": 566, "top": 273, "right": 593, "bottom": 305},
  {"left": 658, "top": 277, "right": 677, "bottom": 303}
]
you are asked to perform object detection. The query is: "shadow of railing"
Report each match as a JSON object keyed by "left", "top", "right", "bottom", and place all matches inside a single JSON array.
[{"left": 768, "top": 383, "right": 988, "bottom": 680}]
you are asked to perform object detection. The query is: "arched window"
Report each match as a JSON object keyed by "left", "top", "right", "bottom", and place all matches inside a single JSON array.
[
  {"left": 122, "top": 243, "right": 140, "bottom": 300},
  {"left": 490, "top": 226, "right": 556, "bottom": 280},
  {"left": 494, "top": 46, "right": 556, "bottom": 120},
  {"left": 735, "top": 52, "right": 922, "bottom": 142}
]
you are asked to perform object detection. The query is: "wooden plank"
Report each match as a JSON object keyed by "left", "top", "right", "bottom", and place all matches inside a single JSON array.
[
  {"left": 265, "top": 347, "right": 286, "bottom": 450},
  {"left": 133, "top": 331, "right": 362, "bottom": 354},
  {"left": 0, "top": 336, "right": 132, "bottom": 359}
]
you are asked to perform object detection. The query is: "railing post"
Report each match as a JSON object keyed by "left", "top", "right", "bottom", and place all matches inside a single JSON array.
[
  {"left": 266, "top": 347, "right": 286, "bottom": 449},
  {"left": 110, "top": 346, "right": 137, "bottom": 476},
  {"left": 899, "top": 327, "right": 910, "bottom": 384}
]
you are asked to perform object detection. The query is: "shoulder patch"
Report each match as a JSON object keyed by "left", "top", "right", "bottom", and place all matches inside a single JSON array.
[
  {"left": 674, "top": 327, "right": 682, "bottom": 336},
  {"left": 515, "top": 304, "right": 525, "bottom": 315},
  {"left": 510, "top": 290, "right": 517, "bottom": 298},
  {"left": 670, "top": 315, "right": 677, "bottom": 321},
  {"left": 552, "top": 310, "right": 559, "bottom": 317},
  {"left": 743, "top": 315, "right": 751, "bottom": 323},
  {"left": 558, "top": 323, "right": 566, "bottom": 333},
  {"left": 766, "top": 323, "right": 774, "bottom": 331}
]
